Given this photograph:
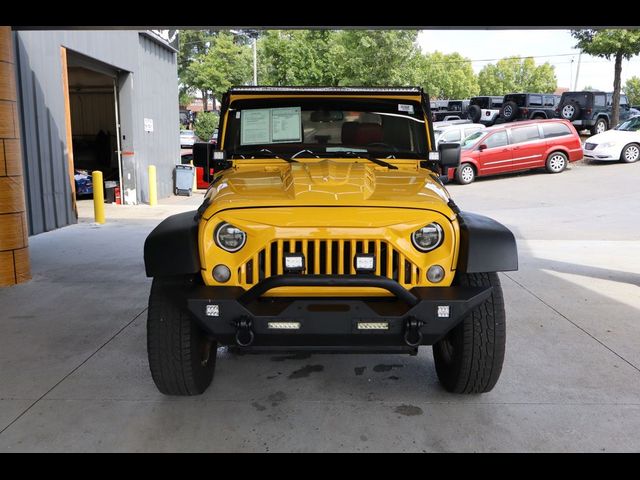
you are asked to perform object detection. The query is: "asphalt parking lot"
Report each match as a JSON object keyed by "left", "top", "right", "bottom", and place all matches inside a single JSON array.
[{"left": 1, "top": 158, "right": 639, "bottom": 452}]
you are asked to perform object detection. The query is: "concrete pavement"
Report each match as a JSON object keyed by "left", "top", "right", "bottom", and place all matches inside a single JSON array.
[{"left": 0, "top": 159, "right": 639, "bottom": 452}]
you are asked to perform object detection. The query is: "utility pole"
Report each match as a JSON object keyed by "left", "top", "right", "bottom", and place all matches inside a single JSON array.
[
  {"left": 574, "top": 53, "right": 582, "bottom": 91},
  {"left": 253, "top": 35, "right": 257, "bottom": 86}
]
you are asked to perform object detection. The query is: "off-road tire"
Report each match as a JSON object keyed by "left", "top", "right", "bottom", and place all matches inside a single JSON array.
[
  {"left": 433, "top": 272, "right": 506, "bottom": 394},
  {"left": 468, "top": 105, "right": 482, "bottom": 123},
  {"left": 560, "top": 101, "right": 580, "bottom": 121},
  {"left": 147, "top": 276, "right": 217, "bottom": 395},
  {"left": 455, "top": 163, "right": 476, "bottom": 185},
  {"left": 500, "top": 101, "right": 519, "bottom": 122},
  {"left": 590, "top": 118, "right": 608, "bottom": 136}
]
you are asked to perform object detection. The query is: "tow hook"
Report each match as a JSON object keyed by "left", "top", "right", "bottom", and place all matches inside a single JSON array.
[
  {"left": 235, "top": 317, "right": 255, "bottom": 347},
  {"left": 403, "top": 317, "right": 424, "bottom": 347}
]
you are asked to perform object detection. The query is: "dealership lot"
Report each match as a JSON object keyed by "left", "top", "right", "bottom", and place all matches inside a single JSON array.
[{"left": 0, "top": 159, "right": 639, "bottom": 452}]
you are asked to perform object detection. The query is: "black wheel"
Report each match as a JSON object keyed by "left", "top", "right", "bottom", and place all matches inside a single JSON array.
[
  {"left": 455, "top": 163, "right": 476, "bottom": 185},
  {"left": 545, "top": 151, "right": 568, "bottom": 173},
  {"left": 620, "top": 143, "right": 640, "bottom": 163},
  {"left": 433, "top": 272, "right": 506, "bottom": 394},
  {"left": 147, "top": 276, "right": 217, "bottom": 395},
  {"left": 590, "top": 118, "right": 608, "bottom": 136},
  {"left": 560, "top": 101, "right": 580, "bottom": 121},
  {"left": 500, "top": 101, "right": 518, "bottom": 122},
  {"left": 468, "top": 105, "right": 482, "bottom": 123}
]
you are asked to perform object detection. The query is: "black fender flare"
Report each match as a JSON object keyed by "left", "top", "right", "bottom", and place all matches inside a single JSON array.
[
  {"left": 144, "top": 211, "right": 201, "bottom": 277},
  {"left": 456, "top": 211, "right": 518, "bottom": 273}
]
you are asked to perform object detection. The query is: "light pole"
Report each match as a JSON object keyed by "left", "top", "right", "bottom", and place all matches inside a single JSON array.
[{"left": 230, "top": 29, "right": 259, "bottom": 86}]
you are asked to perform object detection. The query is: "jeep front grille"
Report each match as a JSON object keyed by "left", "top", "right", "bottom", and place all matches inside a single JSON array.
[{"left": 238, "top": 239, "right": 421, "bottom": 288}]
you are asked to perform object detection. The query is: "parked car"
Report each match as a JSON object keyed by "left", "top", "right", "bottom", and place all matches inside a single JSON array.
[
  {"left": 583, "top": 115, "right": 640, "bottom": 163},
  {"left": 210, "top": 129, "right": 218, "bottom": 146},
  {"left": 431, "top": 99, "right": 470, "bottom": 121},
  {"left": 180, "top": 129, "right": 199, "bottom": 148},
  {"left": 467, "top": 96, "right": 504, "bottom": 126},
  {"left": 498, "top": 93, "right": 560, "bottom": 123},
  {"left": 556, "top": 91, "right": 633, "bottom": 135},
  {"left": 449, "top": 119, "right": 582, "bottom": 184},
  {"left": 433, "top": 122, "right": 485, "bottom": 147}
]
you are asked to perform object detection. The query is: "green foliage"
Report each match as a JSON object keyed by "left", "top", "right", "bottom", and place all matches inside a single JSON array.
[
  {"left": 412, "top": 51, "right": 480, "bottom": 99},
  {"left": 337, "top": 30, "right": 420, "bottom": 86},
  {"left": 571, "top": 29, "right": 640, "bottom": 60},
  {"left": 258, "top": 30, "right": 342, "bottom": 86},
  {"left": 186, "top": 32, "right": 253, "bottom": 102},
  {"left": 477, "top": 57, "right": 557, "bottom": 95},
  {"left": 625, "top": 76, "right": 640, "bottom": 106},
  {"left": 193, "top": 111, "right": 219, "bottom": 142},
  {"left": 179, "top": 90, "right": 194, "bottom": 108}
]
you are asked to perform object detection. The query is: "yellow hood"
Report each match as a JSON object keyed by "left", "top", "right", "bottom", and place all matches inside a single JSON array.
[{"left": 202, "top": 159, "right": 454, "bottom": 219}]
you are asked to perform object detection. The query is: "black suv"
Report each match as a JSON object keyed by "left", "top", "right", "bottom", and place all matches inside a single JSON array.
[
  {"left": 556, "top": 91, "right": 633, "bottom": 135},
  {"left": 498, "top": 93, "right": 560, "bottom": 123},
  {"left": 467, "top": 96, "right": 504, "bottom": 126},
  {"left": 431, "top": 99, "right": 470, "bottom": 121}
]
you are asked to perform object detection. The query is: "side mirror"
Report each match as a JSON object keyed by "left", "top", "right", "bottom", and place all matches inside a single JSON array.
[
  {"left": 438, "top": 141, "right": 461, "bottom": 170},
  {"left": 478, "top": 143, "right": 488, "bottom": 151}
]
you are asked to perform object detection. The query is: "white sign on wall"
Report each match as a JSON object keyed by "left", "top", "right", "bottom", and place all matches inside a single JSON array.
[{"left": 144, "top": 118, "right": 154, "bottom": 132}]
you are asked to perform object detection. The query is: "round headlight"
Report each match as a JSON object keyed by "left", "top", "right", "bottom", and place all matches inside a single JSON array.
[
  {"left": 215, "top": 222, "right": 246, "bottom": 252},
  {"left": 412, "top": 223, "right": 444, "bottom": 252}
]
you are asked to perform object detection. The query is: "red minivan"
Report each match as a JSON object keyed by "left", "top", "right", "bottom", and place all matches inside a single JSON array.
[{"left": 449, "top": 119, "right": 583, "bottom": 184}]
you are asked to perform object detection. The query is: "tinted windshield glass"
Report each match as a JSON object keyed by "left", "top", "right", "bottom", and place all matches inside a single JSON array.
[
  {"left": 615, "top": 116, "right": 640, "bottom": 131},
  {"left": 461, "top": 130, "right": 485, "bottom": 149},
  {"left": 223, "top": 98, "right": 428, "bottom": 157},
  {"left": 471, "top": 97, "right": 489, "bottom": 109}
]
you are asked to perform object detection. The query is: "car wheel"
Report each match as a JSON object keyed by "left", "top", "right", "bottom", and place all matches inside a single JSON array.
[
  {"left": 433, "top": 272, "right": 506, "bottom": 394},
  {"left": 468, "top": 105, "right": 482, "bottom": 123},
  {"left": 546, "top": 152, "right": 568, "bottom": 173},
  {"left": 560, "top": 101, "right": 581, "bottom": 121},
  {"left": 621, "top": 143, "right": 640, "bottom": 163},
  {"left": 455, "top": 163, "right": 476, "bottom": 184},
  {"left": 147, "top": 276, "right": 217, "bottom": 395},
  {"left": 500, "top": 101, "right": 518, "bottom": 122},
  {"left": 591, "top": 118, "right": 608, "bottom": 135}
]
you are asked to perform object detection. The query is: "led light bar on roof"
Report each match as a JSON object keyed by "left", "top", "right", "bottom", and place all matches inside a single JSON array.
[{"left": 228, "top": 86, "right": 423, "bottom": 94}]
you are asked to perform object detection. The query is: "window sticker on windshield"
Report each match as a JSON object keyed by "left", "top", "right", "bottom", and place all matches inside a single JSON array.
[
  {"left": 240, "top": 107, "right": 302, "bottom": 145},
  {"left": 398, "top": 104, "right": 414, "bottom": 114},
  {"left": 236, "top": 111, "right": 240, "bottom": 119},
  {"left": 271, "top": 107, "right": 302, "bottom": 142},
  {"left": 241, "top": 108, "right": 271, "bottom": 145}
]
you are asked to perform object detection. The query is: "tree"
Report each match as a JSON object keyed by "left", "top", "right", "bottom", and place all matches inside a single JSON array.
[
  {"left": 478, "top": 57, "right": 557, "bottom": 95},
  {"left": 336, "top": 30, "right": 420, "bottom": 86},
  {"left": 186, "top": 32, "right": 253, "bottom": 106},
  {"left": 193, "top": 111, "right": 219, "bottom": 142},
  {"left": 572, "top": 29, "right": 640, "bottom": 126},
  {"left": 258, "top": 30, "right": 342, "bottom": 86},
  {"left": 178, "top": 30, "right": 216, "bottom": 111},
  {"left": 625, "top": 76, "right": 640, "bottom": 106},
  {"left": 412, "top": 51, "right": 480, "bottom": 99}
]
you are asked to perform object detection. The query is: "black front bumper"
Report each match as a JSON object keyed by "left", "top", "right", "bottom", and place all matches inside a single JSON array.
[{"left": 185, "top": 275, "right": 491, "bottom": 348}]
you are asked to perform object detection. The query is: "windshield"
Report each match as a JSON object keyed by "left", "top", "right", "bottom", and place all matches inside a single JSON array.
[
  {"left": 615, "top": 116, "right": 640, "bottom": 131},
  {"left": 461, "top": 130, "right": 485, "bottom": 149},
  {"left": 222, "top": 98, "right": 428, "bottom": 159}
]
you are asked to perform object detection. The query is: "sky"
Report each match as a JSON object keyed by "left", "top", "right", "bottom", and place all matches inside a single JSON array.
[{"left": 417, "top": 30, "right": 640, "bottom": 92}]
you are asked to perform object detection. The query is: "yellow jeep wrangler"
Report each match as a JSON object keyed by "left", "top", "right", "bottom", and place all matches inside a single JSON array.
[{"left": 144, "top": 87, "right": 517, "bottom": 395}]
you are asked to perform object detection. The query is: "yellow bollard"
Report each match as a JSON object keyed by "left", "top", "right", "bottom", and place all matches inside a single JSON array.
[
  {"left": 92, "top": 170, "right": 105, "bottom": 224},
  {"left": 148, "top": 165, "right": 157, "bottom": 206},
  {"left": 190, "top": 160, "right": 197, "bottom": 191}
]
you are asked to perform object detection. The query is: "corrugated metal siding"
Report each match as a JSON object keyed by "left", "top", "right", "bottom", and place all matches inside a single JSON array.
[
  {"left": 134, "top": 34, "right": 179, "bottom": 202},
  {"left": 14, "top": 30, "right": 179, "bottom": 235}
]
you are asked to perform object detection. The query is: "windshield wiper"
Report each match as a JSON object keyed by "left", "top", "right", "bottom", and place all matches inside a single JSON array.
[
  {"left": 339, "top": 151, "right": 398, "bottom": 170},
  {"left": 231, "top": 149, "right": 298, "bottom": 163},
  {"left": 291, "top": 149, "right": 320, "bottom": 159}
]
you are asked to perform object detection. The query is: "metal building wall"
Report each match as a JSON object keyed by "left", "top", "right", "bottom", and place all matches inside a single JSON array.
[{"left": 14, "top": 30, "right": 179, "bottom": 235}]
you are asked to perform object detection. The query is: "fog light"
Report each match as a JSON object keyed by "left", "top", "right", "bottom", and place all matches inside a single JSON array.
[
  {"left": 213, "top": 264, "right": 231, "bottom": 283},
  {"left": 427, "top": 265, "right": 445, "bottom": 283},
  {"left": 283, "top": 253, "right": 305, "bottom": 273},
  {"left": 354, "top": 254, "right": 376, "bottom": 273}
]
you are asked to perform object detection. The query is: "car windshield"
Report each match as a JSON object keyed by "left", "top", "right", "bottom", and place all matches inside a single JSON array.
[
  {"left": 222, "top": 97, "right": 428, "bottom": 159},
  {"left": 460, "top": 130, "right": 485, "bottom": 149},
  {"left": 614, "top": 116, "right": 640, "bottom": 131}
]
